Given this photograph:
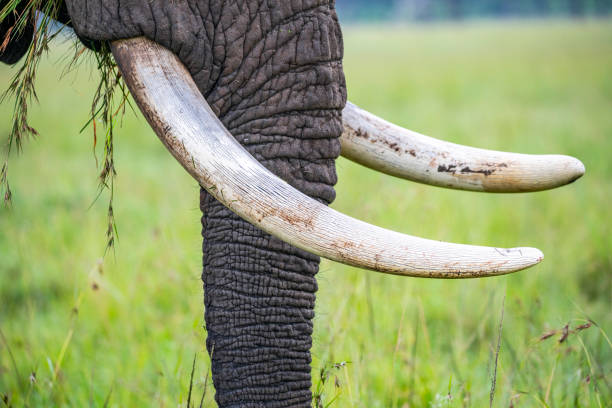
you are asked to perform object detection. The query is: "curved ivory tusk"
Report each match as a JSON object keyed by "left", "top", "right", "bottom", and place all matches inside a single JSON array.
[
  {"left": 110, "top": 36, "right": 543, "bottom": 278},
  {"left": 341, "top": 102, "right": 585, "bottom": 193}
]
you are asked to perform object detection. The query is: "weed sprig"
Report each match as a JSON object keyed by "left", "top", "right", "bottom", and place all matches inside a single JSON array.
[
  {"left": 1, "top": 1, "right": 129, "bottom": 253},
  {"left": 1, "top": 0, "right": 63, "bottom": 203},
  {"left": 82, "top": 42, "right": 129, "bottom": 253}
]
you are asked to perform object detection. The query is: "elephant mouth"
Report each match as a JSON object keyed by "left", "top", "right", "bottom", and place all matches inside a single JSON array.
[{"left": 111, "top": 36, "right": 583, "bottom": 279}]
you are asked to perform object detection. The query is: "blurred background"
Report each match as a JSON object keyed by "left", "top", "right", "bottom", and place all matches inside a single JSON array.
[
  {"left": 336, "top": 0, "right": 612, "bottom": 21},
  {"left": 1, "top": 2, "right": 611, "bottom": 407}
]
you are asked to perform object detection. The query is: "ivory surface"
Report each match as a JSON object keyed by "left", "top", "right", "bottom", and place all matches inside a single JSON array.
[
  {"left": 342, "top": 102, "right": 585, "bottom": 192},
  {"left": 111, "top": 37, "right": 544, "bottom": 278}
]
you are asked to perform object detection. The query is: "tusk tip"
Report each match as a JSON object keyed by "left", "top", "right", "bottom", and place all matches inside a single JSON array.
[
  {"left": 494, "top": 246, "right": 543, "bottom": 273},
  {"left": 567, "top": 156, "right": 586, "bottom": 183},
  {"left": 430, "top": 246, "right": 544, "bottom": 279},
  {"left": 513, "top": 246, "right": 544, "bottom": 270},
  {"left": 526, "top": 247, "right": 544, "bottom": 264},
  {"left": 552, "top": 155, "right": 585, "bottom": 187}
]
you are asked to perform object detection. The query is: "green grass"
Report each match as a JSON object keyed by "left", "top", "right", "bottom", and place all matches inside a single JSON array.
[{"left": 1, "top": 19, "right": 611, "bottom": 407}]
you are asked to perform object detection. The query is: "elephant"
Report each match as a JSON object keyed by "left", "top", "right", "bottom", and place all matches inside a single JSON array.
[{"left": 1, "top": 1, "right": 584, "bottom": 406}]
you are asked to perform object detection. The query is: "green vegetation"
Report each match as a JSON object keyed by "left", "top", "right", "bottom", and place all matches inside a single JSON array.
[{"left": 1, "top": 20, "right": 611, "bottom": 407}]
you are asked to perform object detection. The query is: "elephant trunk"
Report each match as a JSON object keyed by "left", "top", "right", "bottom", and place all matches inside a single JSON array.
[
  {"left": 198, "top": 4, "right": 345, "bottom": 406},
  {"left": 200, "top": 94, "right": 344, "bottom": 405},
  {"left": 200, "top": 194, "right": 320, "bottom": 406}
]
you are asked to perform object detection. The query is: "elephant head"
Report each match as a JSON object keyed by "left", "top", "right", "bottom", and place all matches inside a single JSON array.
[{"left": 1, "top": 1, "right": 584, "bottom": 406}]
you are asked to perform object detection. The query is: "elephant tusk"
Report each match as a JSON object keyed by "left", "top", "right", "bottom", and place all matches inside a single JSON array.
[
  {"left": 110, "top": 36, "right": 543, "bottom": 278},
  {"left": 341, "top": 102, "right": 585, "bottom": 193}
]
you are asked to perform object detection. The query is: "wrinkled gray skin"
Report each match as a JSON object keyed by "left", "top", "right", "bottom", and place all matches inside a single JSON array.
[{"left": 8, "top": 1, "right": 346, "bottom": 406}]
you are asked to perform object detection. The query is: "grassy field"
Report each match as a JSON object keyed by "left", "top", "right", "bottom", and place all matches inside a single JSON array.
[{"left": 1, "top": 19, "right": 610, "bottom": 407}]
